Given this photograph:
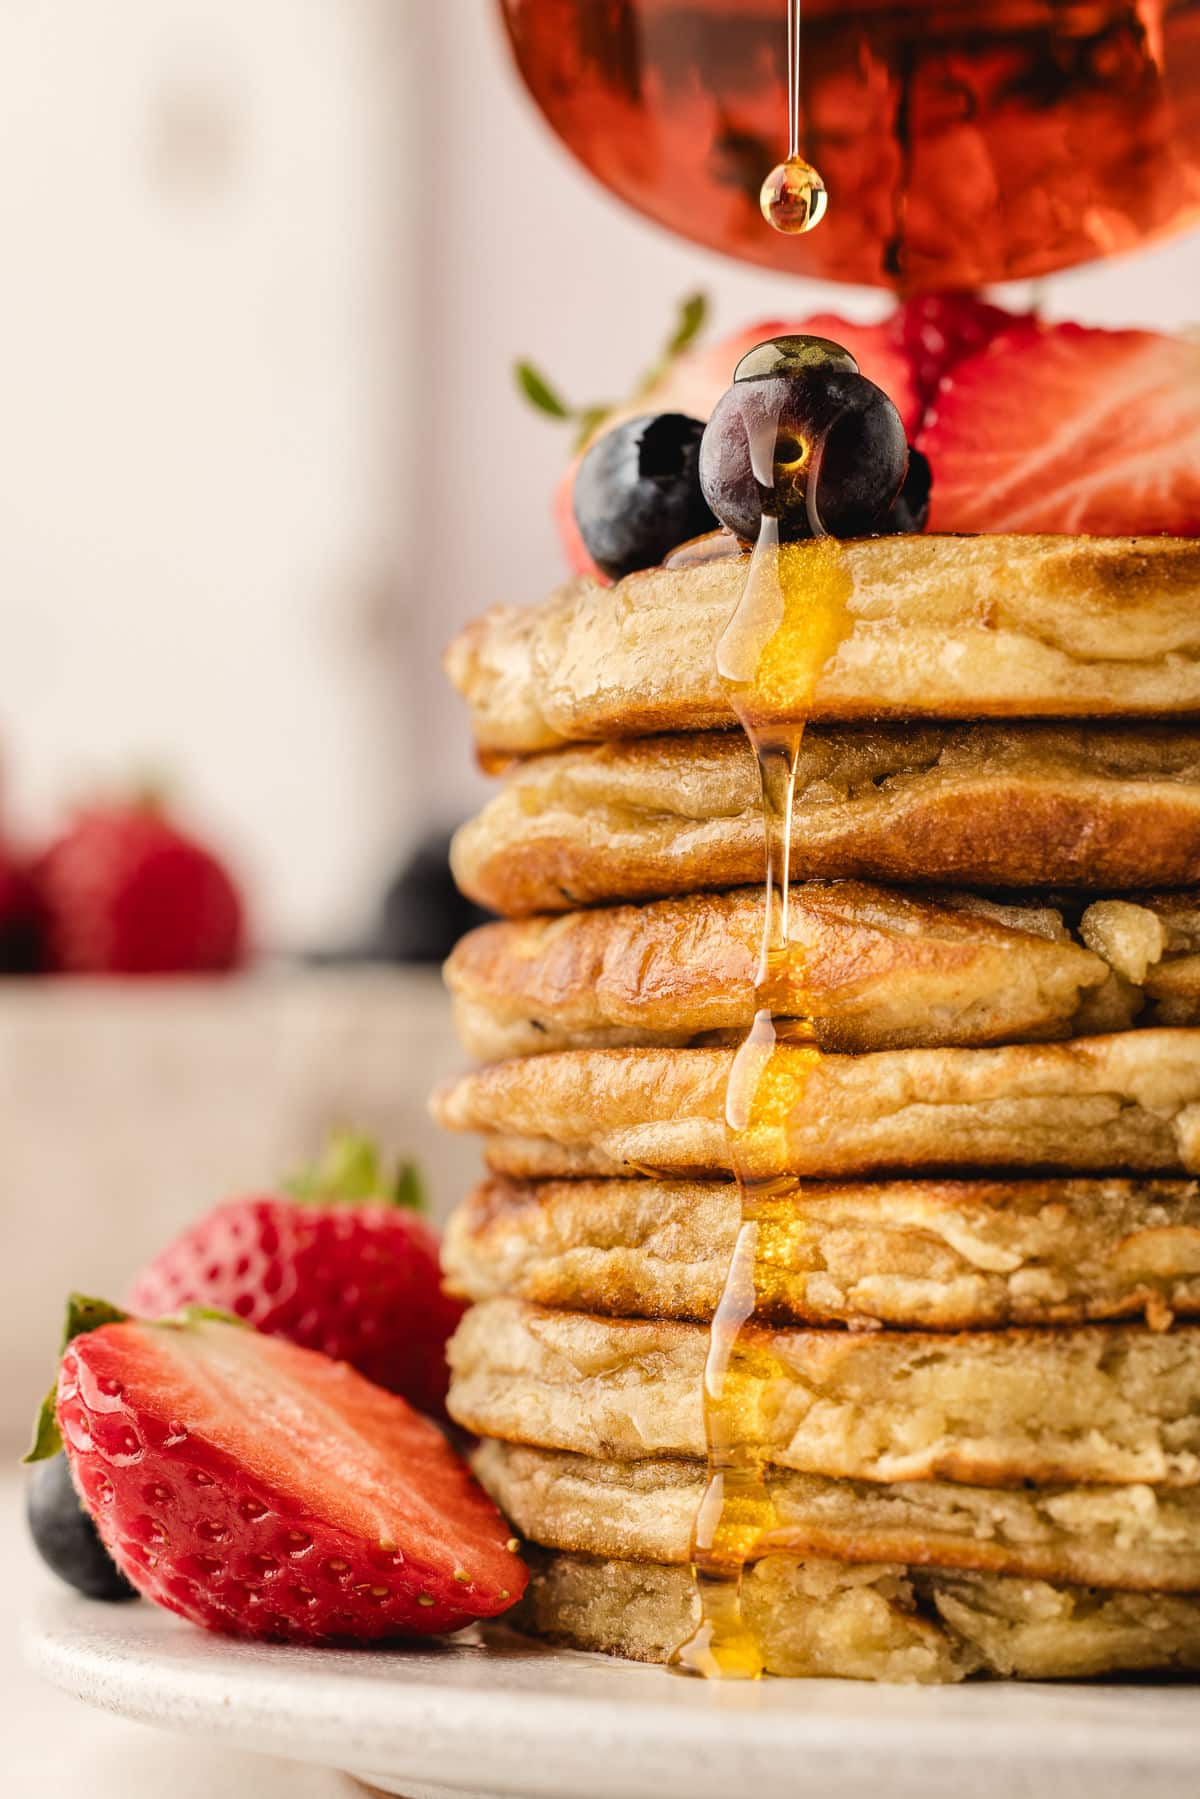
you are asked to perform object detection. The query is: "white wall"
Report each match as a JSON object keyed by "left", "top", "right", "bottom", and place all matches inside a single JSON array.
[
  {"left": 0, "top": 0, "right": 416, "bottom": 948},
  {"left": 3, "top": 0, "right": 1199, "bottom": 946}
]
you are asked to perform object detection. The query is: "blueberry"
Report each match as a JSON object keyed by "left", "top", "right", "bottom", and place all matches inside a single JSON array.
[
  {"left": 698, "top": 342, "right": 908, "bottom": 542},
  {"left": 573, "top": 413, "right": 718, "bottom": 580},
  {"left": 26, "top": 1453, "right": 137, "bottom": 1601},
  {"left": 882, "top": 447, "right": 933, "bottom": 534}
]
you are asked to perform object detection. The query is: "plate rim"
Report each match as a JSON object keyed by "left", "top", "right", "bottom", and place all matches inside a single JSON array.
[{"left": 24, "top": 1590, "right": 1200, "bottom": 1799}]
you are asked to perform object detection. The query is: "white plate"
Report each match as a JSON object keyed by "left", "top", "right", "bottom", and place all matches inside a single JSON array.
[{"left": 24, "top": 1589, "right": 1200, "bottom": 1799}]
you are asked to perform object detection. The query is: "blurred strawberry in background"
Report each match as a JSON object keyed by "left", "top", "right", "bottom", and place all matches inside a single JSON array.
[
  {"left": 0, "top": 843, "right": 40, "bottom": 972},
  {"left": 29, "top": 795, "right": 245, "bottom": 976}
]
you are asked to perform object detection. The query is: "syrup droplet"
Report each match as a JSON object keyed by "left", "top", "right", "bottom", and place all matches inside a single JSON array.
[
  {"left": 760, "top": 156, "right": 827, "bottom": 236},
  {"left": 761, "top": 2, "right": 827, "bottom": 239}
]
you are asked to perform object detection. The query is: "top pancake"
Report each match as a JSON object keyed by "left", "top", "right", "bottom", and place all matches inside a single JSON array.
[{"left": 445, "top": 536, "right": 1200, "bottom": 755}]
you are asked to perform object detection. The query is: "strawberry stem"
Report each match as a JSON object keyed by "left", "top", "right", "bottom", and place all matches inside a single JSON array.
[
  {"left": 285, "top": 1130, "right": 428, "bottom": 1213},
  {"left": 515, "top": 291, "right": 710, "bottom": 454}
]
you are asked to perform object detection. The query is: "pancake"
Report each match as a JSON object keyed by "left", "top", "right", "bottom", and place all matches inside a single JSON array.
[
  {"left": 430, "top": 1031, "right": 1200, "bottom": 1181},
  {"left": 1083, "top": 893, "right": 1200, "bottom": 1023},
  {"left": 447, "top": 1299, "right": 1200, "bottom": 1486},
  {"left": 473, "top": 1440, "right": 1200, "bottom": 1592},
  {"left": 444, "top": 884, "right": 1179, "bottom": 1061},
  {"left": 511, "top": 1548, "right": 1200, "bottom": 1681},
  {"left": 451, "top": 725, "right": 1200, "bottom": 915},
  {"left": 443, "top": 1175, "right": 1200, "bottom": 1330},
  {"left": 445, "top": 536, "right": 1200, "bottom": 756}
]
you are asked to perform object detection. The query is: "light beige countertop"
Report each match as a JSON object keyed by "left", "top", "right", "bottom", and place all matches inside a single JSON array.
[{"left": 0, "top": 965, "right": 480, "bottom": 1445}]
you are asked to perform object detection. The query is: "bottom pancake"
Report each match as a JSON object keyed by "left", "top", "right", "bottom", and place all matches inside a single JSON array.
[
  {"left": 474, "top": 1440, "right": 1200, "bottom": 1593},
  {"left": 511, "top": 1548, "right": 1200, "bottom": 1683}
]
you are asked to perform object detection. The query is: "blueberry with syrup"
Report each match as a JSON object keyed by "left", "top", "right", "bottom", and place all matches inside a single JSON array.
[{"left": 699, "top": 336, "right": 912, "bottom": 541}]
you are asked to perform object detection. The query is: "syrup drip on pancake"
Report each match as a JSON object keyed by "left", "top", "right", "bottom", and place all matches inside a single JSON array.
[{"left": 674, "top": 422, "right": 853, "bottom": 1679}]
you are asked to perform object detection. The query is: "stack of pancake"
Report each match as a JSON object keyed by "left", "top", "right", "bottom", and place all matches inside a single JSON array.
[{"left": 433, "top": 534, "right": 1200, "bottom": 1681}]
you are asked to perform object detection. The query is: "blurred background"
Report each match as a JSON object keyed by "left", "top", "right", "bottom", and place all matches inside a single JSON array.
[{"left": 3, "top": 0, "right": 1200, "bottom": 1448}]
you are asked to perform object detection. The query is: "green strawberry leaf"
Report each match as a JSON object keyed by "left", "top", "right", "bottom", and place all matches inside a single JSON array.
[
  {"left": 665, "top": 291, "right": 709, "bottom": 359},
  {"left": 392, "top": 1160, "right": 427, "bottom": 1214},
  {"left": 515, "top": 361, "right": 572, "bottom": 419},
  {"left": 166, "top": 1305, "right": 247, "bottom": 1330},
  {"left": 516, "top": 291, "right": 711, "bottom": 454},
  {"left": 23, "top": 1294, "right": 130, "bottom": 1463},
  {"left": 24, "top": 1390, "right": 63, "bottom": 1464},
  {"left": 62, "top": 1294, "right": 129, "bottom": 1346}
]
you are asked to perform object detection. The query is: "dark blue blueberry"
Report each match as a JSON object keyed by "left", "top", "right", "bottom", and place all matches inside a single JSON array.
[
  {"left": 573, "top": 413, "right": 718, "bottom": 580},
  {"left": 26, "top": 1453, "right": 137, "bottom": 1602},
  {"left": 882, "top": 446, "right": 933, "bottom": 534}
]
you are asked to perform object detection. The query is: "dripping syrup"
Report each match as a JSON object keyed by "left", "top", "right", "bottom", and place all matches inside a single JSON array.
[
  {"left": 673, "top": 423, "right": 853, "bottom": 1680},
  {"left": 760, "top": 0, "right": 826, "bottom": 236}
]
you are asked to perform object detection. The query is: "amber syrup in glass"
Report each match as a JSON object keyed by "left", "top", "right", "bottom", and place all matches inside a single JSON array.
[
  {"left": 674, "top": 422, "right": 853, "bottom": 1678},
  {"left": 499, "top": 0, "right": 1200, "bottom": 290}
]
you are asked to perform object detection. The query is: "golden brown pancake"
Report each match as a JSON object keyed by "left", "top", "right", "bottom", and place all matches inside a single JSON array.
[
  {"left": 451, "top": 725, "right": 1200, "bottom": 915},
  {"left": 443, "top": 1175, "right": 1200, "bottom": 1330},
  {"left": 445, "top": 536, "right": 1200, "bottom": 756},
  {"left": 474, "top": 1439, "right": 1200, "bottom": 1592},
  {"left": 511, "top": 1548, "right": 1200, "bottom": 1681},
  {"left": 430, "top": 1031, "right": 1200, "bottom": 1181},
  {"left": 447, "top": 1299, "right": 1200, "bottom": 1486},
  {"left": 1081, "top": 893, "right": 1200, "bottom": 1022},
  {"left": 445, "top": 884, "right": 1199, "bottom": 1060}
]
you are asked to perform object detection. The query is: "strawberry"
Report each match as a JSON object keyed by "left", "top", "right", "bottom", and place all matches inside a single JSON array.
[
  {"left": 890, "top": 292, "right": 1024, "bottom": 420},
  {"left": 0, "top": 843, "right": 40, "bottom": 972},
  {"left": 918, "top": 321, "right": 1200, "bottom": 535},
  {"left": 28, "top": 1296, "right": 525, "bottom": 1643},
  {"left": 32, "top": 797, "right": 244, "bottom": 975},
  {"left": 126, "top": 1135, "right": 464, "bottom": 1420}
]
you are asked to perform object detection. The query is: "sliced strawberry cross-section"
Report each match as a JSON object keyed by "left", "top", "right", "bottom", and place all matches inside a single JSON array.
[
  {"left": 918, "top": 322, "right": 1200, "bottom": 536},
  {"left": 30, "top": 1297, "right": 523, "bottom": 1644},
  {"left": 890, "top": 292, "right": 1023, "bottom": 421}
]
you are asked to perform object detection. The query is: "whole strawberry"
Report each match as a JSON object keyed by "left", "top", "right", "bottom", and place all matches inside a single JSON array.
[
  {"left": 127, "top": 1135, "right": 464, "bottom": 1420},
  {"left": 27, "top": 1296, "right": 525, "bottom": 1642},
  {"left": 0, "top": 843, "right": 40, "bottom": 972},
  {"left": 33, "top": 797, "right": 244, "bottom": 975}
]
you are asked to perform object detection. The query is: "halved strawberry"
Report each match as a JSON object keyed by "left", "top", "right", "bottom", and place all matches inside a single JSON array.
[
  {"left": 891, "top": 292, "right": 1024, "bottom": 420},
  {"left": 918, "top": 322, "right": 1200, "bottom": 535},
  {"left": 30, "top": 1297, "right": 524, "bottom": 1643}
]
